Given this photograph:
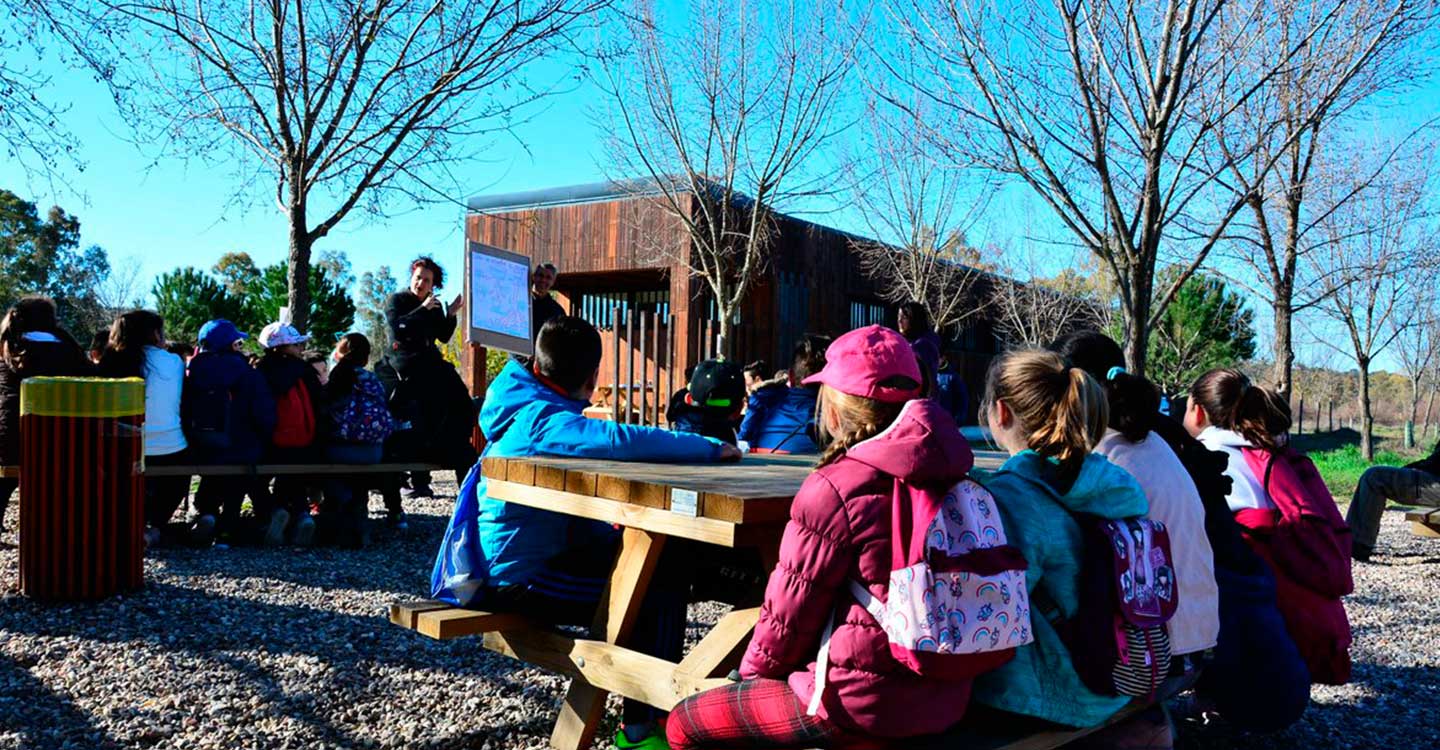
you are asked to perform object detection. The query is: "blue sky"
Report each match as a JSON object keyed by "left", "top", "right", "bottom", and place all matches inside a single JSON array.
[{"left": 2, "top": 8, "right": 1434, "bottom": 372}]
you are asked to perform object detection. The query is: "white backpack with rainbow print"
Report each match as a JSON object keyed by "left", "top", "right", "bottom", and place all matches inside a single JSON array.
[{"left": 809, "top": 478, "right": 1033, "bottom": 714}]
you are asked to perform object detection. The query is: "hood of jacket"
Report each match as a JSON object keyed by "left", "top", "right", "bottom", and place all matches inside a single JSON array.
[
  {"left": 480, "top": 359, "right": 585, "bottom": 444},
  {"left": 843, "top": 398, "right": 973, "bottom": 487},
  {"left": 258, "top": 352, "right": 311, "bottom": 395},
  {"left": 998, "top": 450, "right": 1148, "bottom": 520}
]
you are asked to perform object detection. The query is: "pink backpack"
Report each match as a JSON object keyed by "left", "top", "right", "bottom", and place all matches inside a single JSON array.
[
  {"left": 1242, "top": 447, "right": 1354, "bottom": 599},
  {"left": 810, "top": 478, "right": 1032, "bottom": 713}
]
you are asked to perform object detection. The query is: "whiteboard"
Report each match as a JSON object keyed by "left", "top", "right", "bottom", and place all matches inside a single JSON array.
[{"left": 465, "top": 241, "right": 534, "bottom": 355}]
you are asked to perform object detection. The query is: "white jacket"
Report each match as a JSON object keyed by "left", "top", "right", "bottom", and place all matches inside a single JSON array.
[{"left": 143, "top": 346, "right": 187, "bottom": 456}]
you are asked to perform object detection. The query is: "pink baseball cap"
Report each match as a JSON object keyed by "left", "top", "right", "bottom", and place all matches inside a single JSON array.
[{"left": 803, "top": 325, "right": 923, "bottom": 403}]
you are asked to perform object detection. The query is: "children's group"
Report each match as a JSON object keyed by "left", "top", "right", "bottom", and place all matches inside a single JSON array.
[
  {"left": 433, "top": 300, "right": 1361, "bottom": 750},
  {"left": 0, "top": 255, "right": 477, "bottom": 550}
]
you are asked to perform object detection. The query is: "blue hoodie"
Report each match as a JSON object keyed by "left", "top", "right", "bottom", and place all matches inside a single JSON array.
[
  {"left": 971, "top": 451, "right": 1149, "bottom": 728},
  {"left": 737, "top": 384, "right": 819, "bottom": 453},
  {"left": 470, "top": 360, "right": 726, "bottom": 586},
  {"left": 182, "top": 350, "right": 276, "bottom": 464}
]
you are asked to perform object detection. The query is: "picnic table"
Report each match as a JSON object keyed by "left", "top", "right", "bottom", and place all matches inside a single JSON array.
[
  {"left": 1407, "top": 507, "right": 1440, "bottom": 537},
  {"left": 393, "top": 450, "right": 1008, "bottom": 750}
]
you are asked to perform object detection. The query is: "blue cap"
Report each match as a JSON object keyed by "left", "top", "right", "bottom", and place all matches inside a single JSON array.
[{"left": 199, "top": 319, "right": 247, "bottom": 352}]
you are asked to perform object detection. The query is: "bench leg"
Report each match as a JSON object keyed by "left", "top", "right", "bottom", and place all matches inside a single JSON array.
[{"left": 549, "top": 527, "right": 666, "bottom": 750}]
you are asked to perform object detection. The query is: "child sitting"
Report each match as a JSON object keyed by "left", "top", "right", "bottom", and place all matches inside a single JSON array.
[
  {"left": 737, "top": 335, "right": 828, "bottom": 454},
  {"left": 323, "top": 333, "right": 396, "bottom": 545},
  {"left": 183, "top": 319, "right": 275, "bottom": 547},
  {"left": 256, "top": 321, "right": 325, "bottom": 547},
  {"left": 668, "top": 359, "right": 745, "bottom": 444},
  {"left": 1185, "top": 368, "right": 1353, "bottom": 687},
  {"left": 969, "top": 350, "right": 1149, "bottom": 731},
  {"left": 668, "top": 326, "right": 993, "bottom": 749},
  {"left": 432, "top": 316, "right": 738, "bottom": 749}
]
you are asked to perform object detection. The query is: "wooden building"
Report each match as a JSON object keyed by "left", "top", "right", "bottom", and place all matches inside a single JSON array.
[{"left": 465, "top": 181, "right": 1003, "bottom": 424}]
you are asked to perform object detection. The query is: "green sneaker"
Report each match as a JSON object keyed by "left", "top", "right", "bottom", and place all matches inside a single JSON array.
[{"left": 613, "top": 726, "right": 669, "bottom": 750}]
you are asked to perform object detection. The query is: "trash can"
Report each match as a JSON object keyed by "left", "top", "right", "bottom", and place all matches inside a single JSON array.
[{"left": 18, "top": 376, "right": 146, "bottom": 600}]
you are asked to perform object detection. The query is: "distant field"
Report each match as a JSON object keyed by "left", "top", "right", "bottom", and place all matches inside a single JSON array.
[{"left": 1292, "top": 426, "right": 1431, "bottom": 505}]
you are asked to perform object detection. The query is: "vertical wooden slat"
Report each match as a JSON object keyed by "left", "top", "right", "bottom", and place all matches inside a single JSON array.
[
  {"left": 612, "top": 305, "right": 622, "bottom": 423},
  {"left": 638, "top": 311, "right": 648, "bottom": 426},
  {"left": 650, "top": 311, "right": 661, "bottom": 425},
  {"left": 625, "top": 308, "right": 635, "bottom": 425},
  {"left": 666, "top": 314, "right": 676, "bottom": 425}
]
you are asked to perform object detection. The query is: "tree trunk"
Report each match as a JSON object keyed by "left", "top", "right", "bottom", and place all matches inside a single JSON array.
[
  {"left": 1272, "top": 300, "right": 1294, "bottom": 398},
  {"left": 1122, "top": 306, "right": 1148, "bottom": 376},
  {"left": 716, "top": 305, "right": 734, "bottom": 361},
  {"left": 1424, "top": 386, "right": 1438, "bottom": 439},
  {"left": 1407, "top": 377, "right": 1422, "bottom": 449},
  {"left": 1359, "top": 363, "right": 1375, "bottom": 461},
  {"left": 286, "top": 199, "right": 312, "bottom": 332}
]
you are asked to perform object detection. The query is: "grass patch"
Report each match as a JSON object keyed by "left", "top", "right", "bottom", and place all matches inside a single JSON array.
[{"left": 1291, "top": 427, "right": 1430, "bottom": 504}]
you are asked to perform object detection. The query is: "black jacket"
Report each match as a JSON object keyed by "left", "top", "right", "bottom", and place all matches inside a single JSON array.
[
  {"left": 0, "top": 336, "right": 93, "bottom": 465},
  {"left": 1407, "top": 441, "right": 1440, "bottom": 476},
  {"left": 183, "top": 350, "right": 276, "bottom": 464},
  {"left": 532, "top": 293, "right": 566, "bottom": 339},
  {"left": 386, "top": 291, "right": 457, "bottom": 373},
  {"left": 1150, "top": 414, "right": 1263, "bottom": 576}
]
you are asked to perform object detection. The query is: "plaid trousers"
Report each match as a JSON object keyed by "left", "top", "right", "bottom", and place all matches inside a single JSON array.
[{"left": 666, "top": 678, "right": 881, "bottom": 750}]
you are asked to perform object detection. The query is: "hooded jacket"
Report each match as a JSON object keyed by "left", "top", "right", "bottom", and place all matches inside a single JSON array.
[
  {"left": 257, "top": 351, "right": 325, "bottom": 451},
  {"left": 970, "top": 451, "right": 1148, "bottom": 728},
  {"left": 0, "top": 334, "right": 92, "bottom": 466},
  {"left": 739, "top": 399, "right": 981, "bottom": 738},
  {"left": 474, "top": 359, "right": 726, "bottom": 586},
  {"left": 737, "top": 383, "right": 819, "bottom": 454},
  {"left": 183, "top": 349, "right": 277, "bottom": 464}
]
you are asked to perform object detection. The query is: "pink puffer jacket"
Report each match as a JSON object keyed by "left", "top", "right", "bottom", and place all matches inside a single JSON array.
[{"left": 739, "top": 399, "right": 978, "bottom": 738}]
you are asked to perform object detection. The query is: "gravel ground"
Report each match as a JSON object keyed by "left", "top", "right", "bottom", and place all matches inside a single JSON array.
[{"left": 1, "top": 477, "right": 1435, "bottom": 750}]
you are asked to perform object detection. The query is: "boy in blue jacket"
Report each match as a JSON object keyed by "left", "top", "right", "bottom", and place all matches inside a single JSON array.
[
  {"left": 435, "top": 316, "right": 737, "bottom": 749},
  {"left": 182, "top": 320, "right": 276, "bottom": 547},
  {"left": 737, "top": 335, "right": 829, "bottom": 453}
]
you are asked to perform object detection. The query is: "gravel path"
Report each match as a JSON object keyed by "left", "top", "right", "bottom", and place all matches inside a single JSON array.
[{"left": 1, "top": 479, "right": 1435, "bottom": 750}]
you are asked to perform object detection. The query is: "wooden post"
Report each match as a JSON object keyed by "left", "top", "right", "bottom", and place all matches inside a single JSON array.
[
  {"left": 1296, "top": 395, "right": 1305, "bottom": 436},
  {"left": 650, "top": 311, "right": 661, "bottom": 426},
  {"left": 465, "top": 343, "right": 488, "bottom": 452},
  {"left": 626, "top": 309, "right": 636, "bottom": 425},
  {"left": 638, "top": 311, "right": 648, "bottom": 427},
  {"left": 666, "top": 315, "right": 676, "bottom": 426},
  {"left": 1329, "top": 400, "right": 1335, "bottom": 432},
  {"left": 612, "top": 305, "right": 622, "bottom": 424}
]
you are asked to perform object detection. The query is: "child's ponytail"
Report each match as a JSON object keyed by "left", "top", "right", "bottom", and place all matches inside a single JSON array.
[
  {"left": 1189, "top": 368, "right": 1290, "bottom": 451},
  {"left": 984, "top": 350, "right": 1107, "bottom": 482}
]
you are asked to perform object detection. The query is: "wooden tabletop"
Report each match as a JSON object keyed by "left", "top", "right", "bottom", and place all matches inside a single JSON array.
[{"left": 481, "top": 449, "right": 1007, "bottom": 524}]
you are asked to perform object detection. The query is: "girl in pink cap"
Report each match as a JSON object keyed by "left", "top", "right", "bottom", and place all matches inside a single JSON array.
[{"left": 667, "top": 325, "right": 993, "bottom": 750}]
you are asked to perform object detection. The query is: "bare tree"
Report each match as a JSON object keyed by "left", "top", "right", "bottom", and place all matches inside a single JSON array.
[
  {"left": 988, "top": 246, "right": 1108, "bottom": 350},
  {"left": 97, "top": 256, "right": 147, "bottom": 314},
  {"left": 1308, "top": 165, "right": 1429, "bottom": 459},
  {"left": 1393, "top": 289, "right": 1440, "bottom": 447},
  {"left": 1207, "top": 0, "right": 1434, "bottom": 398},
  {"left": 80, "top": 0, "right": 607, "bottom": 331},
  {"left": 847, "top": 96, "right": 991, "bottom": 334},
  {"left": 598, "top": 0, "right": 860, "bottom": 353},
  {"left": 886, "top": 0, "right": 1393, "bottom": 374}
]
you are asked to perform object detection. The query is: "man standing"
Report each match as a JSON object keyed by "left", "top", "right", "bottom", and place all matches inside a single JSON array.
[
  {"left": 1347, "top": 441, "right": 1440, "bottom": 561},
  {"left": 531, "top": 262, "right": 566, "bottom": 341}
]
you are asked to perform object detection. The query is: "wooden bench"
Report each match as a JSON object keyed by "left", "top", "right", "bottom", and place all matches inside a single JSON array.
[
  {"left": 0, "top": 462, "right": 445, "bottom": 479},
  {"left": 1406, "top": 508, "right": 1440, "bottom": 537},
  {"left": 391, "top": 600, "right": 744, "bottom": 712},
  {"left": 391, "top": 601, "right": 1173, "bottom": 750}
]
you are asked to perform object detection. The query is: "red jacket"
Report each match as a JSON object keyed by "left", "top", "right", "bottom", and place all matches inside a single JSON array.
[{"left": 740, "top": 399, "right": 978, "bottom": 738}]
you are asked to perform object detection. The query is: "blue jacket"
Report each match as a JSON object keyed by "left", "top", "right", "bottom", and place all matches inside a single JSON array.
[
  {"left": 182, "top": 350, "right": 276, "bottom": 464},
  {"left": 934, "top": 368, "right": 970, "bottom": 425},
  {"left": 971, "top": 451, "right": 1148, "bottom": 728},
  {"left": 473, "top": 360, "right": 727, "bottom": 586},
  {"left": 737, "top": 384, "right": 819, "bottom": 453}
]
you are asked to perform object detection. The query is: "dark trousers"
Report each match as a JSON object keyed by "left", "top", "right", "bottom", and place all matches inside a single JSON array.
[
  {"left": 145, "top": 450, "right": 192, "bottom": 528},
  {"left": 474, "top": 539, "right": 692, "bottom": 725},
  {"left": 260, "top": 446, "right": 318, "bottom": 518},
  {"left": 194, "top": 476, "right": 266, "bottom": 537},
  {"left": 0, "top": 477, "right": 15, "bottom": 529}
]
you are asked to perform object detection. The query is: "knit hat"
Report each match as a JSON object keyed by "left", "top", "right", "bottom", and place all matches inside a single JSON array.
[{"left": 803, "top": 325, "right": 923, "bottom": 403}]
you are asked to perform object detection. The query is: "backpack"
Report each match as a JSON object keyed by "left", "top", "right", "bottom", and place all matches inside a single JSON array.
[
  {"left": 810, "top": 478, "right": 1032, "bottom": 714},
  {"left": 1242, "top": 447, "right": 1354, "bottom": 599},
  {"left": 336, "top": 372, "right": 396, "bottom": 444},
  {"left": 273, "top": 380, "right": 317, "bottom": 448},
  {"left": 184, "top": 383, "right": 234, "bottom": 451},
  {"left": 1046, "top": 515, "right": 1179, "bottom": 699}
]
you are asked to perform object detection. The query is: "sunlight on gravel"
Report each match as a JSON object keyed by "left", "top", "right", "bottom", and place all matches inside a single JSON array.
[{"left": 1, "top": 477, "right": 1435, "bottom": 750}]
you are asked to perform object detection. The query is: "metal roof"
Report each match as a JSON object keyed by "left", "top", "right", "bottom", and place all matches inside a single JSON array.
[{"left": 466, "top": 178, "right": 667, "bottom": 213}]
